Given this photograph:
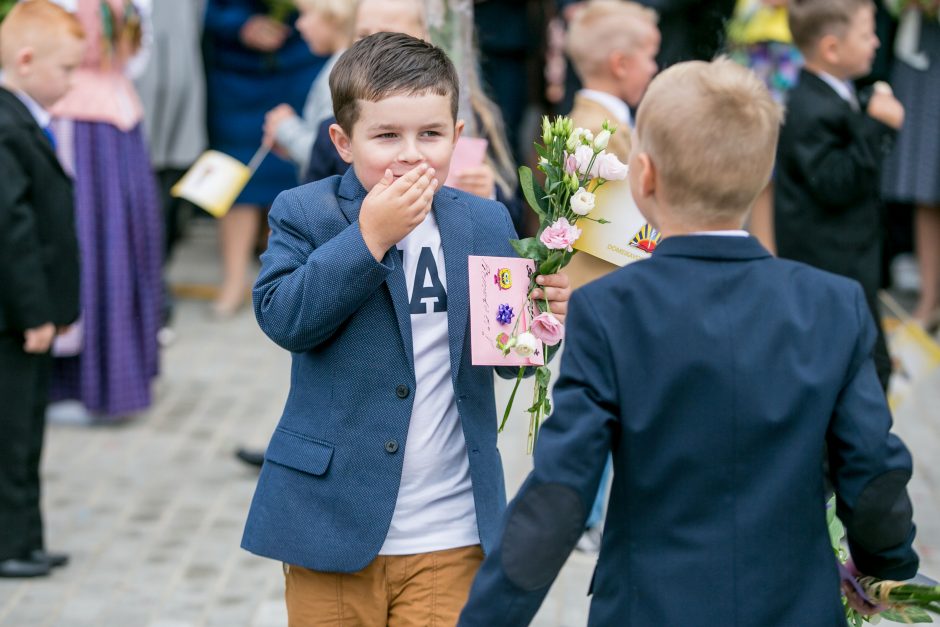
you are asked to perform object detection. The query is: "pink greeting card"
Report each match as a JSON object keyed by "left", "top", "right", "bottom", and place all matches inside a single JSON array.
[
  {"left": 445, "top": 137, "right": 489, "bottom": 187},
  {"left": 468, "top": 255, "right": 545, "bottom": 367}
]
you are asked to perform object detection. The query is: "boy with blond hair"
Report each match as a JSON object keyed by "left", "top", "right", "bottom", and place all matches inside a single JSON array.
[
  {"left": 0, "top": 0, "right": 84, "bottom": 578},
  {"left": 263, "top": 0, "right": 356, "bottom": 175},
  {"left": 564, "top": 0, "right": 660, "bottom": 290},
  {"left": 241, "top": 32, "right": 570, "bottom": 624},
  {"left": 775, "top": 0, "right": 903, "bottom": 391},
  {"left": 459, "top": 58, "right": 918, "bottom": 626}
]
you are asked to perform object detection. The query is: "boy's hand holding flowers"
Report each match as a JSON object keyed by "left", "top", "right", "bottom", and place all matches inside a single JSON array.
[
  {"left": 360, "top": 164, "right": 439, "bottom": 261},
  {"left": 531, "top": 273, "right": 570, "bottom": 324}
]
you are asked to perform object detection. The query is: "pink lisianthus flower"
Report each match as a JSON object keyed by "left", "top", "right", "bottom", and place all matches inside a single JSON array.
[
  {"left": 530, "top": 312, "right": 564, "bottom": 346},
  {"left": 540, "top": 217, "right": 582, "bottom": 252},
  {"left": 565, "top": 152, "right": 579, "bottom": 175}
]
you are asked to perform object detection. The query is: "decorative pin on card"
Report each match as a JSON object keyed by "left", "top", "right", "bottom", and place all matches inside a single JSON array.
[{"left": 468, "top": 256, "right": 545, "bottom": 366}]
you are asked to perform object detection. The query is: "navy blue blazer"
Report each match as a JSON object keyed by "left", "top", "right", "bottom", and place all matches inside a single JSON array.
[
  {"left": 241, "top": 168, "right": 523, "bottom": 572},
  {"left": 460, "top": 235, "right": 918, "bottom": 627}
]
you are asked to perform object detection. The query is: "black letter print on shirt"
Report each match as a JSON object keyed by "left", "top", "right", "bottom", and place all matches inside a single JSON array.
[{"left": 409, "top": 247, "right": 447, "bottom": 314}]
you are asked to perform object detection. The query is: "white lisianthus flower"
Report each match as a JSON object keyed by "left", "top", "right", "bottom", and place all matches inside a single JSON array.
[
  {"left": 595, "top": 152, "right": 629, "bottom": 180},
  {"left": 594, "top": 129, "right": 611, "bottom": 151},
  {"left": 513, "top": 332, "right": 539, "bottom": 358},
  {"left": 583, "top": 129, "right": 594, "bottom": 143},
  {"left": 566, "top": 128, "right": 586, "bottom": 151},
  {"left": 569, "top": 187, "right": 596, "bottom": 215}
]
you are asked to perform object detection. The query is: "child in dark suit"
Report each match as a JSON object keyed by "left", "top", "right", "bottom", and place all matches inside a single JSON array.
[
  {"left": 0, "top": 0, "right": 84, "bottom": 578},
  {"left": 459, "top": 57, "right": 918, "bottom": 627},
  {"left": 774, "top": 0, "right": 905, "bottom": 390}
]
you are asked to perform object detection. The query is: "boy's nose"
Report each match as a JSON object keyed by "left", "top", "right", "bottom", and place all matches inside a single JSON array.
[{"left": 398, "top": 140, "right": 424, "bottom": 164}]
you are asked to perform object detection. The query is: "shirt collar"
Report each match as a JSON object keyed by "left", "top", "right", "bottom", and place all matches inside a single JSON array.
[
  {"left": 814, "top": 71, "right": 856, "bottom": 105},
  {"left": 11, "top": 86, "right": 52, "bottom": 128},
  {"left": 690, "top": 230, "right": 750, "bottom": 237},
  {"left": 578, "top": 89, "right": 633, "bottom": 129}
]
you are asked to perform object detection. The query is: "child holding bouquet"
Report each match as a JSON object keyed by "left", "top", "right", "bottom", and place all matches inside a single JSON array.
[
  {"left": 459, "top": 57, "right": 919, "bottom": 627},
  {"left": 241, "top": 32, "right": 570, "bottom": 624}
]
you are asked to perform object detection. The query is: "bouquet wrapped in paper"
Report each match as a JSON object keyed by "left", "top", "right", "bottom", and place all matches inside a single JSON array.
[{"left": 498, "top": 115, "right": 628, "bottom": 453}]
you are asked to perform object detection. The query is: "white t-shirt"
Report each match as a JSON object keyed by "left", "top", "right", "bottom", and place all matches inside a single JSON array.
[{"left": 380, "top": 212, "right": 479, "bottom": 554}]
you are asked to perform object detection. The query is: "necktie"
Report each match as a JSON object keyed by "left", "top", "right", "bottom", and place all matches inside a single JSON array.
[
  {"left": 42, "top": 125, "right": 57, "bottom": 151},
  {"left": 844, "top": 82, "right": 860, "bottom": 112}
]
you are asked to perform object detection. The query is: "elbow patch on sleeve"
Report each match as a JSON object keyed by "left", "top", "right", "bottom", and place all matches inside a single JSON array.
[
  {"left": 501, "top": 483, "right": 585, "bottom": 592},
  {"left": 851, "top": 469, "right": 914, "bottom": 552}
]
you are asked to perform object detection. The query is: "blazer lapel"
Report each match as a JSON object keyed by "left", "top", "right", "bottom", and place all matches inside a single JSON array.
[
  {"left": 434, "top": 189, "right": 473, "bottom": 382},
  {"left": 0, "top": 88, "right": 66, "bottom": 177},
  {"left": 337, "top": 169, "right": 415, "bottom": 377}
]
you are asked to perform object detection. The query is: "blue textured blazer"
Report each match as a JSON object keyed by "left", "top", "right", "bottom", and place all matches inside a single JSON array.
[
  {"left": 241, "top": 168, "right": 521, "bottom": 573},
  {"left": 459, "top": 235, "right": 918, "bottom": 627}
]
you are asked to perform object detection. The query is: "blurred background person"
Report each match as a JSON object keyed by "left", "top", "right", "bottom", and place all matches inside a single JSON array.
[
  {"left": 882, "top": 0, "right": 940, "bottom": 329},
  {"left": 727, "top": 0, "right": 802, "bottom": 253},
  {"left": 262, "top": 0, "right": 354, "bottom": 179},
  {"left": 202, "top": 0, "right": 325, "bottom": 317},
  {"left": 48, "top": 0, "right": 164, "bottom": 423},
  {"left": 636, "top": 0, "right": 736, "bottom": 67},
  {"left": 135, "top": 0, "right": 208, "bottom": 336}
]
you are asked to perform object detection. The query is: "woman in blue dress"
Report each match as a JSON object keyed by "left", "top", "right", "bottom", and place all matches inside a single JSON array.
[{"left": 203, "top": 0, "right": 325, "bottom": 315}]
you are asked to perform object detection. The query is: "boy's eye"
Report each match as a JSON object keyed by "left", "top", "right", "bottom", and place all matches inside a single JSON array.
[
  {"left": 376, "top": 133, "right": 398, "bottom": 139},
  {"left": 421, "top": 130, "right": 442, "bottom": 138}
]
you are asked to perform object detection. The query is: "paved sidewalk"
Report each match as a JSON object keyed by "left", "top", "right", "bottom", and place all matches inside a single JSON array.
[{"left": 0, "top": 222, "right": 937, "bottom": 626}]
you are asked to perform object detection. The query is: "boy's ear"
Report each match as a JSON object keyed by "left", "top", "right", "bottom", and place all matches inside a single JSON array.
[
  {"left": 328, "top": 123, "right": 355, "bottom": 164},
  {"left": 817, "top": 34, "right": 842, "bottom": 67},
  {"left": 635, "top": 152, "right": 656, "bottom": 199},
  {"left": 15, "top": 47, "right": 34, "bottom": 74},
  {"left": 609, "top": 50, "right": 629, "bottom": 79},
  {"left": 453, "top": 119, "right": 465, "bottom": 144}
]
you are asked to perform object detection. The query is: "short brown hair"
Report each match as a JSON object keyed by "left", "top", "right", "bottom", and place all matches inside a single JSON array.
[
  {"left": 634, "top": 58, "right": 782, "bottom": 223},
  {"left": 566, "top": 0, "right": 658, "bottom": 80},
  {"left": 0, "top": 0, "right": 84, "bottom": 65},
  {"left": 788, "top": 0, "right": 873, "bottom": 54},
  {"left": 330, "top": 32, "right": 458, "bottom": 134}
]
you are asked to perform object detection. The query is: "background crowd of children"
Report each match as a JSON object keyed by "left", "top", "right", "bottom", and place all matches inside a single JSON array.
[{"left": 1, "top": 0, "right": 939, "bottom": 590}]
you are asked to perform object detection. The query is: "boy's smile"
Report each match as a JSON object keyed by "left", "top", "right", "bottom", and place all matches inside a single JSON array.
[{"left": 332, "top": 92, "right": 463, "bottom": 191}]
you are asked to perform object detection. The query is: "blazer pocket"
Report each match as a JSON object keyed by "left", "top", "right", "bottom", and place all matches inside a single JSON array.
[{"left": 265, "top": 427, "right": 334, "bottom": 476}]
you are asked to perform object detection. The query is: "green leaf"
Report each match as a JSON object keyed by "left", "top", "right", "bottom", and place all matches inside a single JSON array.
[
  {"left": 511, "top": 237, "right": 548, "bottom": 261},
  {"left": 882, "top": 607, "right": 934, "bottom": 623},
  {"left": 519, "top": 166, "right": 549, "bottom": 217},
  {"left": 538, "top": 252, "right": 564, "bottom": 276},
  {"left": 535, "top": 366, "right": 551, "bottom": 387}
]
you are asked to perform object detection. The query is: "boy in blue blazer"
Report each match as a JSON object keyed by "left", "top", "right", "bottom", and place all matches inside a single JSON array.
[
  {"left": 241, "top": 32, "right": 570, "bottom": 624},
  {"left": 459, "top": 58, "right": 918, "bottom": 627}
]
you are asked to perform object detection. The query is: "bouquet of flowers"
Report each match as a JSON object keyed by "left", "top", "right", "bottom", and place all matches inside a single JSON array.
[
  {"left": 499, "top": 115, "right": 629, "bottom": 453},
  {"left": 827, "top": 497, "right": 940, "bottom": 625}
]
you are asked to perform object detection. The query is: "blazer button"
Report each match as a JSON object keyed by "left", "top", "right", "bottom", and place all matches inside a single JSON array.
[
  {"left": 385, "top": 439, "right": 399, "bottom": 454},
  {"left": 395, "top": 384, "right": 410, "bottom": 399}
]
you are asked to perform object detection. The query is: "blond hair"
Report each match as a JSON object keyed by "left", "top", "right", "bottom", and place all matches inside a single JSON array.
[
  {"left": 0, "top": 0, "right": 84, "bottom": 67},
  {"left": 296, "top": 0, "right": 356, "bottom": 31},
  {"left": 788, "top": 0, "right": 873, "bottom": 55},
  {"left": 634, "top": 57, "right": 782, "bottom": 222},
  {"left": 566, "top": 0, "right": 658, "bottom": 80}
]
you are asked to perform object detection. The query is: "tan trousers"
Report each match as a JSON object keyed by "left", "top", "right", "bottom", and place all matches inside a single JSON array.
[{"left": 284, "top": 544, "right": 484, "bottom": 626}]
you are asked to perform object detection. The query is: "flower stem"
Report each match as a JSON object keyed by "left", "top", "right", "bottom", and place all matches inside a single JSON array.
[{"left": 499, "top": 366, "right": 526, "bottom": 433}]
